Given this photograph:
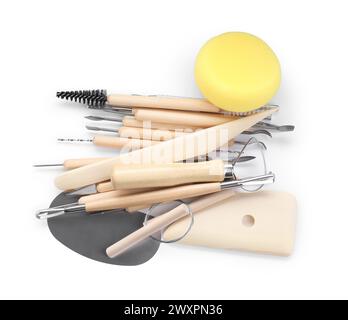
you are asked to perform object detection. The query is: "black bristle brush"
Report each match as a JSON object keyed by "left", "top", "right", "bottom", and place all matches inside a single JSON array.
[{"left": 56, "top": 90, "right": 108, "bottom": 108}]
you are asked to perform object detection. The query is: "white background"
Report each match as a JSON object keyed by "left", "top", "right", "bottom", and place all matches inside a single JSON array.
[{"left": 0, "top": 0, "right": 347, "bottom": 300}]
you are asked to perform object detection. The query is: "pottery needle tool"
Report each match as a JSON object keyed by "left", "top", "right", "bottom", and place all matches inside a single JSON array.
[
  {"left": 37, "top": 172, "right": 275, "bottom": 219},
  {"left": 36, "top": 187, "right": 160, "bottom": 220},
  {"left": 106, "top": 190, "right": 236, "bottom": 258},
  {"left": 33, "top": 157, "right": 109, "bottom": 170},
  {"left": 57, "top": 135, "right": 159, "bottom": 149},
  {"left": 54, "top": 108, "right": 277, "bottom": 191}
]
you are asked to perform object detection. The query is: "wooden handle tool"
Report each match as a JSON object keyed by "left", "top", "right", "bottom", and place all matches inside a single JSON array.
[
  {"left": 34, "top": 157, "right": 109, "bottom": 170},
  {"left": 93, "top": 135, "right": 159, "bottom": 149},
  {"left": 118, "top": 126, "right": 188, "bottom": 141},
  {"left": 55, "top": 108, "right": 278, "bottom": 191},
  {"left": 85, "top": 183, "right": 222, "bottom": 212},
  {"left": 134, "top": 108, "right": 238, "bottom": 128},
  {"left": 122, "top": 116, "right": 198, "bottom": 132},
  {"left": 57, "top": 90, "right": 221, "bottom": 113},
  {"left": 59, "top": 136, "right": 159, "bottom": 150},
  {"left": 106, "top": 190, "right": 236, "bottom": 258},
  {"left": 107, "top": 94, "right": 221, "bottom": 113},
  {"left": 40, "top": 173, "right": 274, "bottom": 219},
  {"left": 78, "top": 187, "right": 159, "bottom": 204},
  {"left": 62, "top": 158, "right": 109, "bottom": 169},
  {"left": 112, "top": 159, "right": 228, "bottom": 190},
  {"left": 96, "top": 181, "right": 114, "bottom": 193}
]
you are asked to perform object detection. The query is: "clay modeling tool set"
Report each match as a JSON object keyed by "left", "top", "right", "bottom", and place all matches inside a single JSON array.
[{"left": 35, "top": 31, "right": 296, "bottom": 265}]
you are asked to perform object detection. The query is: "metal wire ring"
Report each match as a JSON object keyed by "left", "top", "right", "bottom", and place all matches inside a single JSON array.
[{"left": 143, "top": 200, "right": 194, "bottom": 244}]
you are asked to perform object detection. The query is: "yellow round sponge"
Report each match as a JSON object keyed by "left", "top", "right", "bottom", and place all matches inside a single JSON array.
[{"left": 195, "top": 32, "right": 281, "bottom": 112}]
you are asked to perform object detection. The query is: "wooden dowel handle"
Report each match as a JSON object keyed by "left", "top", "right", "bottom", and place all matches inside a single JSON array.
[
  {"left": 79, "top": 188, "right": 158, "bottom": 204},
  {"left": 63, "top": 158, "right": 109, "bottom": 169},
  {"left": 106, "top": 190, "right": 236, "bottom": 258},
  {"left": 93, "top": 135, "right": 158, "bottom": 149},
  {"left": 118, "top": 126, "right": 185, "bottom": 141},
  {"left": 134, "top": 109, "right": 238, "bottom": 128},
  {"left": 107, "top": 94, "right": 221, "bottom": 113},
  {"left": 85, "top": 182, "right": 222, "bottom": 212},
  {"left": 126, "top": 205, "right": 152, "bottom": 213},
  {"left": 96, "top": 181, "right": 114, "bottom": 193},
  {"left": 122, "top": 116, "right": 197, "bottom": 132},
  {"left": 112, "top": 160, "right": 225, "bottom": 190}
]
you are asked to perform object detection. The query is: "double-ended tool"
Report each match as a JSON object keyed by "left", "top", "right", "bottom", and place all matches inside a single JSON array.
[{"left": 37, "top": 172, "right": 275, "bottom": 219}]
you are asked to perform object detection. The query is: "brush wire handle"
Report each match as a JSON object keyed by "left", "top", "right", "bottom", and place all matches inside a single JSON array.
[
  {"left": 63, "top": 158, "right": 109, "bottom": 169},
  {"left": 93, "top": 135, "right": 158, "bottom": 149},
  {"left": 112, "top": 160, "right": 225, "bottom": 190},
  {"left": 85, "top": 182, "right": 221, "bottom": 212},
  {"left": 134, "top": 108, "right": 238, "bottom": 127},
  {"left": 106, "top": 190, "right": 236, "bottom": 258},
  {"left": 107, "top": 94, "right": 221, "bottom": 113},
  {"left": 122, "top": 116, "right": 197, "bottom": 132}
]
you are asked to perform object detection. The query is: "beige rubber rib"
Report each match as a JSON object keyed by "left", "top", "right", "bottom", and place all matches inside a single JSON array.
[
  {"left": 54, "top": 108, "right": 278, "bottom": 191},
  {"left": 163, "top": 191, "right": 297, "bottom": 257}
]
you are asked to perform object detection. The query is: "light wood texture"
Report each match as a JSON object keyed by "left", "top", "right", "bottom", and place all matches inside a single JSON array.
[
  {"left": 118, "top": 126, "right": 186, "bottom": 141},
  {"left": 96, "top": 181, "right": 113, "bottom": 193},
  {"left": 85, "top": 183, "right": 221, "bottom": 212},
  {"left": 126, "top": 205, "right": 152, "bottom": 212},
  {"left": 55, "top": 108, "right": 277, "bottom": 191},
  {"left": 106, "top": 190, "right": 236, "bottom": 258},
  {"left": 63, "top": 158, "right": 109, "bottom": 169},
  {"left": 93, "top": 135, "right": 158, "bottom": 149},
  {"left": 107, "top": 94, "right": 221, "bottom": 113},
  {"left": 134, "top": 108, "right": 238, "bottom": 127},
  {"left": 122, "top": 116, "right": 197, "bottom": 132},
  {"left": 78, "top": 187, "right": 158, "bottom": 204},
  {"left": 112, "top": 159, "right": 225, "bottom": 189},
  {"left": 163, "top": 191, "right": 297, "bottom": 256}
]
